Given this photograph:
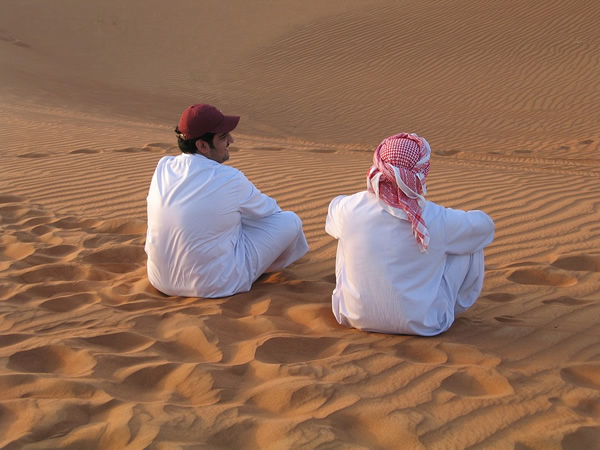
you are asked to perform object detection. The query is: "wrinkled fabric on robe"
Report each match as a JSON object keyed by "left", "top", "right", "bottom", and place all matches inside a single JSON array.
[
  {"left": 146, "top": 153, "right": 308, "bottom": 298},
  {"left": 326, "top": 191, "right": 494, "bottom": 336}
]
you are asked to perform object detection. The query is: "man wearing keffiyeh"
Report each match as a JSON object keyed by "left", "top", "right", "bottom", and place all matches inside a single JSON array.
[{"left": 326, "top": 133, "right": 495, "bottom": 336}]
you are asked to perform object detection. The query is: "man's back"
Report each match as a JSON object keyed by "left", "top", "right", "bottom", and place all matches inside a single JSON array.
[
  {"left": 145, "top": 102, "right": 308, "bottom": 299},
  {"left": 146, "top": 153, "right": 279, "bottom": 297},
  {"left": 326, "top": 190, "right": 494, "bottom": 335}
]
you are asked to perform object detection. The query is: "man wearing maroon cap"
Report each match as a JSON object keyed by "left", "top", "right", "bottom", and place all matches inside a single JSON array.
[{"left": 145, "top": 104, "right": 309, "bottom": 298}]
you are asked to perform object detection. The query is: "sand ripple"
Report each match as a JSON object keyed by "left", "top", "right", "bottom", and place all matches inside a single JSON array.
[{"left": 1, "top": 0, "right": 600, "bottom": 447}]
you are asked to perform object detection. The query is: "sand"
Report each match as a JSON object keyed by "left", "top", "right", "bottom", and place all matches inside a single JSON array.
[{"left": 1, "top": 0, "right": 599, "bottom": 448}]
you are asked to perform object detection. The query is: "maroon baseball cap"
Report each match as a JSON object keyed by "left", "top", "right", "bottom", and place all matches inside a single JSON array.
[{"left": 177, "top": 104, "right": 240, "bottom": 140}]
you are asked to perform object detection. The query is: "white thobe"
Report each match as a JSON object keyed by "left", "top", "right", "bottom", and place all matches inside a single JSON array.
[
  {"left": 146, "top": 153, "right": 308, "bottom": 298},
  {"left": 325, "top": 191, "right": 495, "bottom": 336}
]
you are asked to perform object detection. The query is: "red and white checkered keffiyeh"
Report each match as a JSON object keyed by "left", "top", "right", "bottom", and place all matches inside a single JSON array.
[{"left": 367, "top": 133, "right": 431, "bottom": 251}]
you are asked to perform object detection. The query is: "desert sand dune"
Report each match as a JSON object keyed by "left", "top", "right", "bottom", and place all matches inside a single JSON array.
[{"left": 1, "top": 0, "right": 599, "bottom": 448}]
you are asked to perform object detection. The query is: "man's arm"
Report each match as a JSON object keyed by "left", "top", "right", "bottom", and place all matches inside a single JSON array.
[
  {"left": 325, "top": 195, "right": 346, "bottom": 239},
  {"left": 444, "top": 208, "right": 495, "bottom": 255},
  {"left": 237, "top": 172, "right": 282, "bottom": 219}
]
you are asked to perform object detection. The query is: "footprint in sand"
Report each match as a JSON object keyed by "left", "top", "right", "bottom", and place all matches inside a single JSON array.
[
  {"left": 250, "top": 380, "right": 336, "bottom": 415},
  {"left": 80, "top": 245, "right": 146, "bottom": 274},
  {"left": 440, "top": 368, "right": 513, "bottom": 397},
  {"left": 255, "top": 336, "right": 340, "bottom": 364},
  {"left": 83, "top": 230, "right": 143, "bottom": 248},
  {"left": 562, "top": 426, "right": 600, "bottom": 450},
  {"left": 0, "top": 204, "right": 33, "bottom": 222},
  {"left": 252, "top": 146, "right": 284, "bottom": 151},
  {"left": 114, "top": 147, "right": 144, "bottom": 153},
  {"left": 16, "top": 281, "right": 86, "bottom": 302},
  {"left": 0, "top": 194, "right": 27, "bottom": 204},
  {"left": 287, "top": 304, "right": 334, "bottom": 330},
  {"left": 69, "top": 148, "right": 102, "bottom": 154},
  {"left": 0, "top": 242, "right": 36, "bottom": 262},
  {"left": 20, "top": 244, "right": 80, "bottom": 266},
  {"left": 40, "top": 292, "right": 99, "bottom": 312},
  {"left": 51, "top": 216, "right": 98, "bottom": 230},
  {"left": 394, "top": 339, "right": 448, "bottom": 364},
  {"left": 31, "top": 226, "right": 63, "bottom": 244},
  {"left": 20, "top": 214, "right": 56, "bottom": 228},
  {"left": 494, "top": 315, "right": 524, "bottom": 324},
  {"left": 0, "top": 374, "right": 38, "bottom": 398},
  {"left": 434, "top": 149, "right": 461, "bottom": 156},
  {"left": 438, "top": 343, "right": 500, "bottom": 367},
  {"left": 481, "top": 293, "right": 517, "bottom": 303},
  {"left": 0, "top": 334, "right": 32, "bottom": 348},
  {"left": 159, "top": 327, "right": 223, "bottom": 362},
  {"left": 8, "top": 344, "right": 96, "bottom": 376},
  {"left": 18, "top": 262, "right": 117, "bottom": 284},
  {"left": 552, "top": 254, "right": 600, "bottom": 272},
  {"left": 146, "top": 142, "right": 172, "bottom": 149},
  {"left": 120, "top": 363, "right": 180, "bottom": 392},
  {"left": 80, "top": 331, "right": 154, "bottom": 353},
  {"left": 114, "top": 299, "right": 168, "bottom": 312},
  {"left": 17, "top": 152, "right": 52, "bottom": 158},
  {"left": 561, "top": 364, "right": 600, "bottom": 391},
  {"left": 144, "top": 142, "right": 175, "bottom": 153},
  {"left": 559, "top": 395, "right": 600, "bottom": 418},
  {"left": 0, "top": 374, "right": 99, "bottom": 409},
  {"left": 308, "top": 149, "right": 336, "bottom": 154},
  {"left": 0, "top": 32, "right": 31, "bottom": 48},
  {"left": 18, "top": 263, "right": 88, "bottom": 284},
  {"left": 39, "top": 244, "right": 80, "bottom": 258},
  {"left": 542, "top": 296, "right": 593, "bottom": 306},
  {"left": 508, "top": 267, "right": 577, "bottom": 287},
  {"left": 118, "top": 363, "right": 218, "bottom": 405},
  {"left": 94, "top": 219, "right": 146, "bottom": 235},
  {"left": 321, "top": 274, "right": 336, "bottom": 284},
  {"left": 140, "top": 145, "right": 171, "bottom": 153}
]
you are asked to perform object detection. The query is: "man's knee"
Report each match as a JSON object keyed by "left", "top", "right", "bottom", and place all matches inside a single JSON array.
[
  {"left": 270, "top": 211, "right": 303, "bottom": 238},
  {"left": 284, "top": 211, "right": 302, "bottom": 231}
]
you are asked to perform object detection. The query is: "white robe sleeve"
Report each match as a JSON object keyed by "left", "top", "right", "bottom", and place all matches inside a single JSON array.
[
  {"left": 325, "top": 195, "right": 346, "bottom": 239},
  {"left": 237, "top": 172, "right": 282, "bottom": 219},
  {"left": 444, "top": 208, "right": 495, "bottom": 255}
]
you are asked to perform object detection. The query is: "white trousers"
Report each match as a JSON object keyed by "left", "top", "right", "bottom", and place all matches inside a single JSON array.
[{"left": 242, "top": 211, "right": 309, "bottom": 284}]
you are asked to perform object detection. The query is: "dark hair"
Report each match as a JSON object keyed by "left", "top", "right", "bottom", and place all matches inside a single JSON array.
[{"left": 175, "top": 127, "right": 215, "bottom": 154}]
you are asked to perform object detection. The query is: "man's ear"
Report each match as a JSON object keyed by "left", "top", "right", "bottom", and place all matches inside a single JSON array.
[{"left": 195, "top": 139, "right": 210, "bottom": 155}]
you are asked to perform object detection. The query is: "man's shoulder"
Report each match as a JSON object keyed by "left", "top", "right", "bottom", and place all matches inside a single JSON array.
[
  {"left": 179, "top": 155, "right": 245, "bottom": 176},
  {"left": 216, "top": 163, "right": 251, "bottom": 187},
  {"left": 423, "top": 201, "right": 487, "bottom": 225},
  {"left": 329, "top": 191, "right": 373, "bottom": 215},
  {"left": 332, "top": 190, "right": 370, "bottom": 203},
  {"left": 218, "top": 162, "right": 243, "bottom": 175},
  {"left": 156, "top": 155, "right": 176, "bottom": 165},
  {"left": 344, "top": 190, "right": 375, "bottom": 207}
]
